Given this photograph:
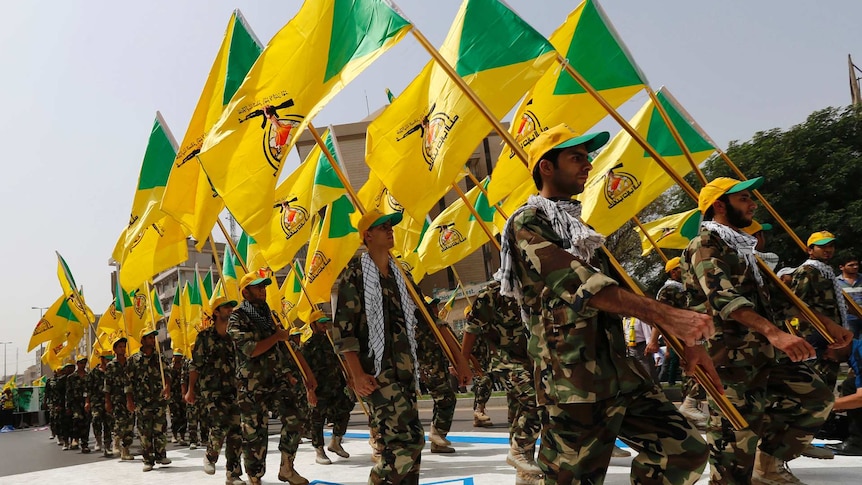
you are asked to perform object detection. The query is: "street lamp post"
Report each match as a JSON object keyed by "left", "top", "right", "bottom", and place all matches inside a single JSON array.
[
  {"left": 31, "top": 306, "right": 49, "bottom": 376},
  {"left": 0, "top": 342, "right": 10, "bottom": 381}
]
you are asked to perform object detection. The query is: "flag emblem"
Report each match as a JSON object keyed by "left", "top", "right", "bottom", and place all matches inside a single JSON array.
[
  {"left": 133, "top": 293, "right": 148, "bottom": 318},
  {"left": 32, "top": 318, "right": 53, "bottom": 336},
  {"left": 236, "top": 99, "right": 303, "bottom": 174},
  {"left": 509, "top": 108, "right": 547, "bottom": 159},
  {"left": 601, "top": 163, "right": 641, "bottom": 208},
  {"left": 436, "top": 223, "right": 465, "bottom": 251},
  {"left": 374, "top": 188, "right": 404, "bottom": 214},
  {"left": 282, "top": 298, "right": 295, "bottom": 315},
  {"left": 656, "top": 227, "right": 676, "bottom": 242},
  {"left": 395, "top": 104, "right": 459, "bottom": 170},
  {"left": 307, "top": 250, "right": 331, "bottom": 283},
  {"left": 274, "top": 198, "right": 310, "bottom": 238}
]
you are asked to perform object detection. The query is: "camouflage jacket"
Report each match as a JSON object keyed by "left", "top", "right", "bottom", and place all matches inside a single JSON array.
[
  {"left": 300, "top": 331, "right": 348, "bottom": 400},
  {"left": 125, "top": 350, "right": 169, "bottom": 409},
  {"left": 103, "top": 359, "right": 128, "bottom": 406},
  {"left": 656, "top": 279, "right": 688, "bottom": 309},
  {"left": 86, "top": 367, "right": 107, "bottom": 411},
  {"left": 792, "top": 263, "right": 842, "bottom": 332},
  {"left": 44, "top": 376, "right": 57, "bottom": 407},
  {"left": 189, "top": 326, "right": 237, "bottom": 401},
  {"left": 465, "top": 281, "right": 531, "bottom": 369},
  {"left": 507, "top": 206, "right": 647, "bottom": 405},
  {"left": 332, "top": 255, "right": 417, "bottom": 385},
  {"left": 53, "top": 374, "right": 69, "bottom": 409},
  {"left": 65, "top": 371, "right": 88, "bottom": 413},
  {"left": 414, "top": 299, "right": 452, "bottom": 381},
  {"left": 681, "top": 227, "right": 781, "bottom": 369},
  {"left": 168, "top": 361, "right": 184, "bottom": 401},
  {"left": 229, "top": 300, "right": 294, "bottom": 392}
]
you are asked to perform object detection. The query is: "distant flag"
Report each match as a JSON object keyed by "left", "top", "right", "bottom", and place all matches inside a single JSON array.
[
  {"left": 236, "top": 231, "right": 269, "bottom": 277},
  {"left": 95, "top": 300, "right": 123, "bottom": 335},
  {"left": 31, "top": 376, "right": 47, "bottom": 387},
  {"left": 281, "top": 261, "right": 306, "bottom": 324},
  {"left": 167, "top": 285, "right": 187, "bottom": 356},
  {"left": 56, "top": 252, "right": 95, "bottom": 324},
  {"left": 161, "top": 10, "right": 264, "bottom": 249},
  {"left": 635, "top": 209, "right": 699, "bottom": 256},
  {"left": 301, "top": 195, "right": 361, "bottom": 309},
  {"left": 221, "top": 246, "right": 241, "bottom": 302},
  {"left": 366, "top": 0, "right": 555, "bottom": 221},
  {"left": 27, "top": 294, "right": 80, "bottom": 352},
  {"left": 487, "top": 0, "right": 648, "bottom": 204},
  {"left": 437, "top": 285, "right": 460, "bottom": 319},
  {"left": 579, "top": 89, "right": 714, "bottom": 235},
  {"left": 199, "top": 0, "right": 411, "bottom": 241},
  {"left": 112, "top": 114, "right": 190, "bottom": 291},
  {"left": 385, "top": 88, "right": 395, "bottom": 103}
]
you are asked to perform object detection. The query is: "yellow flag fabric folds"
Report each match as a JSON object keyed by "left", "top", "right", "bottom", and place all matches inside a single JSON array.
[
  {"left": 167, "top": 285, "right": 188, "bottom": 357},
  {"left": 302, "top": 195, "right": 361, "bottom": 308},
  {"left": 161, "top": 10, "right": 263, "bottom": 249},
  {"left": 366, "top": 0, "right": 555, "bottom": 221},
  {"left": 255, "top": 129, "right": 345, "bottom": 272},
  {"left": 199, "top": 0, "right": 410, "bottom": 237},
  {"left": 113, "top": 113, "right": 189, "bottom": 291},
  {"left": 27, "top": 294, "right": 80, "bottom": 352},
  {"left": 487, "top": 0, "right": 648, "bottom": 204},
  {"left": 636, "top": 209, "right": 698, "bottom": 256},
  {"left": 418, "top": 178, "right": 497, "bottom": 275},
  {"left": 56, "top": 252, "right": 95, "bottom": 325},
  {"left": 580, "top": 89, "right": 714, "bottom": 235}
]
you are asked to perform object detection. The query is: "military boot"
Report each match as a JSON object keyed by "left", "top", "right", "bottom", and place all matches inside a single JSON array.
[
  {"left": 226, "top": 469, "right": 247, "bottom": 485},
  {"left": 506, "top": 441, "right": 543, "bottom": 475},
  {"left": 94, "top": 436, "right": 102, "bottom": 452},
  {"left": 678, "top": 397, "right": 708, "bottom": 429},
  {"left": 327, "top": 435, "right": 350, "bottom": 458},
  {"left": 473, "top": 406, "right": 494, "bottom": 427},
  {"left": 515, "top": 470, "right": 544, "bottom": 485},
  {"left": 278, "top": 452, "right": 310, "bottom": 485},
  {"left": 752, "top": 450, "right": 806, "bottom": 485},
  {"left": 120, "top": 445, "right": 134, "bottom": 461},
  {"left": 314, "top": 446, "right": 332, "bottom": 465}
]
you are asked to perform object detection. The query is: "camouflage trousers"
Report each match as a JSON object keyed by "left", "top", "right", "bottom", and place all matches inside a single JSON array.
[
  {"left": 91, "top": 407, "right": 113, "bottom": 448},
  {"left": 49, "top": 406, "right": 61, "bottom": 437},
  {"left": 472, "top": 374, "right": 492, "bottom": 410},
  {"left": 364, "top": 368, "right": 424, "bottom": 485},
  {"left": 136, "top": 405, "right": 168, "bottom": 465},
  {"left": 807, "top": 357, "right": 840, "bottom": 392},
  {"left": 69, "top": 408, "right": 91, "bottom": 446},
  {"left": 706, "top": 360, "right": 833, "bottom": 484},
  {"left": 424, "top": 369, "right": 456, "bottom": 435},
  {"left": 310, "top": 391, "right": 353, "bottom": 448},
  {"left": 168, "top": 397, "right": 187, "bottom": 437},
  {"left": 500, "top": 364, "right": 542, "bottom": 448},
  {"left": 293, "top": 381, "right": 311, "bottom": 438},
  {"left": 110, "top": 398, "right": 135, "bottom": 447},
  {"left": 540, "top": 384, "right": 707, "bottom": 485},
  {"left": 237, "top": 383, "right": 303, "bottom": 479},
  {"left": 53, "top": 406, "right": 70, "bottom": 438},
  {"left": 187, "top": 399, "right": 209, "bottom": 444},
  {"left": 203, "top": 395, "right": 243, "bottom": 479}
]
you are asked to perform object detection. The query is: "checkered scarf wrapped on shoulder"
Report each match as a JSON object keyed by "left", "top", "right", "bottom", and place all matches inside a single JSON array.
[
  {"left": 497, "top": 195, "right": 605, "bottom": 303},
  {"left": 702, "top": 220, "right": 764, "bottom": 287}
]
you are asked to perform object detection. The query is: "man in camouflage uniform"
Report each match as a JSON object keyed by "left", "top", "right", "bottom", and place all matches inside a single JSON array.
[
  {"left": 333, "top": 209, "right": 469, "bottom": 485},
  {"left": 186, "top": 295, "right": 245, "bottom": 485},
  {"left": 104, "top": 335, "right": 134, "bottom": 460},
  {"left": 287, "top": 329, "right": 312, "bottom": 442},
  {"left": 168, "top": 352, "right": 188, "bottom": 445},
  {"left": 657, "top": 257, "right": 708, "bottom": 428},
  {"left": 300, "top": 310, "right": 354, "bottom": 465},
  {"left": 499, "top": 124, "right": 716, "bottom": 484},
  {"left": 55, "top": 362, "right": 74, "bottom": 450},
  {"left": 87, "top": 351, "right": 113, "bottom": 456},
  {"left": 126, "top": 328, "right": 172, "bottom": 472},
  {"left": 680, "top": 177, "right": 851, "bottom": 483},
  {"left": 183, "top": 355, "right": 209, "bottom": 450},
  {"left": 229, "top": 271, "right": 315, "bottom": 485},
  {"left": 45, "top": 367, "right": 60, "bottom": 444},
  {"left": 466, "top": 306, "right": 494, "bottom": 427},
  {"left": 415, "top": 296, "right": 458, "bottom": 454},
  {"left": 65, "top": 355, "right": 91, "bottom": 453},
  {"left": 462, "top": 280, "right": 544, "bottom": 481}
]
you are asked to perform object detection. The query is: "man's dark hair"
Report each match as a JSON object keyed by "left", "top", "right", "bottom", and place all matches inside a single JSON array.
[
  {"left": 531, "top": 148, "right": 564, "bottom": 190},
  {"left": 840, "top": 256, "right": 859, "bottom": 266},
  {"left": 703, "top": 193, "right": 730, "bottom": 221}
]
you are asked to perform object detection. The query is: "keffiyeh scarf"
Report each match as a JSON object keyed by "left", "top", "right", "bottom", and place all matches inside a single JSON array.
[
  {"left": 498, "top": 195, "right": 605, "bottom": 303},
  {"left": 702, "top": 221, "right": 764, "bottom": 287},
  {"left": 360, "top": 253, "right": 419, "bottom": 377}
]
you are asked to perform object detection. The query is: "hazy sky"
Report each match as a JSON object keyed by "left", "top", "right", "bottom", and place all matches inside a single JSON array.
[{"left": 1, "top": 0, "right": 859, "bottom": 375}]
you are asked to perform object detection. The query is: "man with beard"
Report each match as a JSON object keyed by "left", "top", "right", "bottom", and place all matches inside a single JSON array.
[
  {"left": 186, "top": 295, "right": 246, "bottom": 485},
  {"left": 126, "top": 328, "right": 172, "bottom": 472},
  {"left": 229, "top": 271, "right": 314, "bottom": 485},
  {"left": 104, "top": 334, "right": 134, "bottom": 461},
  {"left": 681, "top": 177, "right": 852, "bottom": 483}
]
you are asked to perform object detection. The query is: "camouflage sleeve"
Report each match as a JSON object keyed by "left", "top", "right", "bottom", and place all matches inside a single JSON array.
[
  {"left": 513, "top": 208, "right": 617, "bottom": 313},
  {"left": 228, "top": 311, "right": 259, "bottom": 360},
  {"left": 123, "top": 358, "right": 136, "bottom": 395},
  {"left": 687, "top": 233, "right": 755, "bottom": 320},
  {"left": 188, "top": 332, "right": 207, "bottom": 374},
  {"left": 464, "top": 288, "right": 492, "bottom": 335},
  {"left": 791, "top": 265, "right": 829, "bottom": 315},
  {"left": 332, "top": 258, "right": 363, "bottom": 354}
]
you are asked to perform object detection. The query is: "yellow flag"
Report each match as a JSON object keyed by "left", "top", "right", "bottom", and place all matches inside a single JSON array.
[
  {"left": 486, "top": 0, "right": 648, "bottom": 204},
  {"left": 27, "top": 294, "right": 81, "bottom": 352},
  {"left": 493, "top": 177, "right": 538, "bottom": 233},
  {"left": 95, "top": 300, "right": 123, "bottom": 335},
  {"left": 279, "top": 262, "right": 306, "bottom": 324},
  {"left": 366, "top": 0, "right": 555, "bottom": 221},
  {"left": 198, "top": 0, "right": 410, "bottom": 237},
  {"left": 56, "top": 252, "right": 95, "bottom": 325},
  {"left": 636, "top": 209, "right": 698, "bottom": 256},
  {"left": 303, "top": 195, "right": 361, "bottom": 306},
  {"left": 113, "top": 114, "right": 190, "bottom": 291},
  {"left": 161, "top": 11, "right": 263, "bottom": 249},
  {"left": 167, "top": 284, "right": 187, "bottom": 355},
  {"left": 580, "top": 90, "right": 715, "bottom": 235},
  {"left": 418, "top": 178, "right": 498, "bottom": 275},
  {"left": 254, "top": 129, "right": 346, "bottom": 272}
]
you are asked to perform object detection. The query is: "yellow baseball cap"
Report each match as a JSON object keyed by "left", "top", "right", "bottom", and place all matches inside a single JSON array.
[
  {"left": 308, "top": 310, "right": 331, "bottom": 323},
  {"left": 239, "top": 270, "right": 272, "bottom": 292},
  {"left": 743, "top": 220, "right": 773, "bottom": 235},
  {"left": 697, "top": 177, "right": 764, "bottom": 214},
  {"left": 526, "top": 123, "right": 609, "bottom": 173},
  {"left": 664, "top": 257, "right": 681, "bottom": 273},
  {"left": 111, "top": 333, "right": 128, "bottom": 348},
  {"left": 209, "top": 294, "right": 238, "bottom": 311},
  {"left": 807, "top": 231, "right": 836, "bottom": 247},
  {"left": 357, "top": 209, "right": 403, "bottom": 237},
  {"left": 463, "top": 305, "right": 472, "bottom": 318},
  {"left": 139, "top": 328, "right": 158, "bottom": 340},
  {"left": 75, "top": 355, "right": 87, "bottom": 363}
]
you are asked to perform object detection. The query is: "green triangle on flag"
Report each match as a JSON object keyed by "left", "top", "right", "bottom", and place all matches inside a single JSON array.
[
  {"left": 313, "top": 132, "right": 344, "bottom": 189},
  {"left": 223, "top": 10, "right": 264, "bottom": 105},
  {"left": 469, "top": 179, "right": 496, "bottom": 223},
  {"left": 327, "top": 195, "right": 358, "bottom": 239},
  {"left": 455, "top": 0, "right": 554, "bottom": 77},
  {"left": 644, "top": 90, "right": 714, "bottom": 158},
  {"left": 324, "top": 0, "right": 411, "bottom": 83},
  {"left": 57, "top": 298, "right": 81, "bottom": 322},
  {"left": 137, "top": 116, "right": 177, "bottom": 190},
  {"left": 202, "top": 270, "right": 214, "bottom": 300}
]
